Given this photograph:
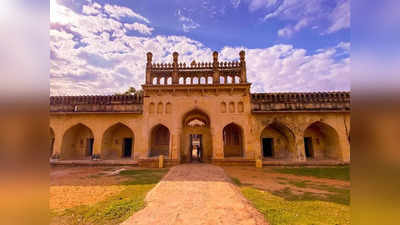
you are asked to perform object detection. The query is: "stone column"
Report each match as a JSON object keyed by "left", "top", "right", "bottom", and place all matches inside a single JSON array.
[
  {"left": 239, "top": 50, "right": 247, "bottom": 83},
  {"left": 92, "top": 130, "right": 103, "bottom": 159},
  {"left": 172, "top": 52, "right": 179, "bottom": 84},
  {"left": 294, "top": 132, "right": 306, "bottom": 162},
  {"left": 212, "top": 128, "right": 224, "bottom": 159},
  {"left": 146, "top": 52, "right": 152, "bottom": 84},
  {"left": 52, "top": 131, "right": 63, "bottom": 159},
  {"left": 212, "top": 51, "right": 220, "bottom": 84}
]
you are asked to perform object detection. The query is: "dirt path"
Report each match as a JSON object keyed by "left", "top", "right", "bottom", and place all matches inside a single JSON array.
[{"left": 121, "top": 164, "right": 268, "bottom": 225}]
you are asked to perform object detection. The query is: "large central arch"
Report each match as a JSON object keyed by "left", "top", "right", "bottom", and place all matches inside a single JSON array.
[
  {"left": 61, "top": 123, "right": 94, "bottom": 160},
  {"left": 181, "top": 109, "right": 212, "bottom": 163}
]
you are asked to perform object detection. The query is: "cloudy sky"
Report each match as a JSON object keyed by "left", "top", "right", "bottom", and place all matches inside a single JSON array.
[{"left": 50, "top": 0, "right": 350, "bottom": 95}]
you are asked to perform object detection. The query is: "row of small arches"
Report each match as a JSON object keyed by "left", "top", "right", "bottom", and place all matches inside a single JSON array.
[
  {"left": 151, "top": 76, "right": 241, "bottom": 85},
  {"left": 221, "top": 101, "right": 244, "bottom": 113},
  {"left": 149, "top": 102, "right": 172, "bottom": 114}
]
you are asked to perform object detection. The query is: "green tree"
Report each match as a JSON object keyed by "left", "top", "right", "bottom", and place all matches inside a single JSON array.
[{"left": 115, "top": 87, "right": 143, "bottom": 95}]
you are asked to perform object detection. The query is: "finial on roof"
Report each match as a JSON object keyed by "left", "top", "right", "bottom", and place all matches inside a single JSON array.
[
  {"left": 239, "top": 50, "right": 245, "bottom": 61},
  {"left": 146, "top": 52, "right": 153, "bottom": 63},
  {"left": 213, "top": 51, "right": 218, "bottom": 62}
]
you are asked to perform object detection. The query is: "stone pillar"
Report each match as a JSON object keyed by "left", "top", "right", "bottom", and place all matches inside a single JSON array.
[
  {"left": 212, "top": 51, "right": 220, "bottom": 84},
  {"left": 146, "top": 52, "right": 152, "bottom": 84},
  {"left": 93, "top": 130, "right": 103, "bottom": 159},
  {"left": 294, "top": 133, "right": 306, "bottom": 162},
  {"left": 212, "top": 128, "right": 224, "bottom": 159},
  {"left": 239, "top": 50, "right": 247, "bottom": 83},
  {"left": 172, "top": 52, "right": 179, "bottom": 84},
  {"left": 52, "top": 131, "right": 63, "bottom": 159},
  {"left": 169, "top": 129, "right": 181, "bottom": 161}
]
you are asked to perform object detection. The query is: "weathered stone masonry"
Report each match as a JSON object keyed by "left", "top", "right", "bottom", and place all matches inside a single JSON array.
[{"left": 49, "top": 51, "right": 350, "bottom": 166}]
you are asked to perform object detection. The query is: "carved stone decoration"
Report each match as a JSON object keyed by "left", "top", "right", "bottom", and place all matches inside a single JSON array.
[
  {"left": 220, "top": 102, "right": 227, "bottom": 113},
  {"left": 165, "top": 102, "right": 172, "bottom": 114},
  {"left": 238, "top": 102, "right": 244, "bottom": 113},
  {"left": 229, "top": 102, "right": 235, "bottom": 113},
  {"left": 157, "top": 102, "right": 163, "bottom": 114},
  {"left": 149, "top": 102, "right": 155, "bottom": 114}
]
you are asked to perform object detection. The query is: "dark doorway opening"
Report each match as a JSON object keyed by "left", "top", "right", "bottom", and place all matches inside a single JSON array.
[
  {"left": 262, "top": 138, "right": 274, "bottom": 157},
  {"left": 87, "top": 138, "right": 94, "bottom": 157},
  {"left": 123, "top": 138, "right": 133, "bottom": 158},
  {"left": 304, "top": 137, "right": 313, "bottom": 158},
  {"left": 190, "top": 134, "right": 202, "bottom": 162}
]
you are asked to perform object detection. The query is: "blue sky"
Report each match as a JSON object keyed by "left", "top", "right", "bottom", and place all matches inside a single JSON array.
[{"left": 50, "top": 0, "right": 350, "bottom": 95}]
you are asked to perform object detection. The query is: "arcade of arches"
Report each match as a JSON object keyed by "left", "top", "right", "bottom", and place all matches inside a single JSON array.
[{"left": 49, "top": 51, "right": 350, "bottom": 165}]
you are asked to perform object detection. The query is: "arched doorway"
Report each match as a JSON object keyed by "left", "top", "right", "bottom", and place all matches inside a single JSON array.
[
  {"left": 303, "top": 121, "right": 340, "bottom": 160},
  {"left": 181, "top": 109, "right": 212, "bottom": 163},
  {"left": 101, "top": 123, "right": 134, "bottom": 159},
  {"left": 223, "top": 123, "right": 243, "bottom": 157},
  {"left": 149, "top": 124, "right": 170, "bottom": 157},
  {"left": 49, "top": 127, "right": 55, "bottom": 158},
  {"left": 260, "top": 122, "right": 295, "bottom": 160},
  {"left": 61, "top": 123, "right": 94, "bottom": 160}
]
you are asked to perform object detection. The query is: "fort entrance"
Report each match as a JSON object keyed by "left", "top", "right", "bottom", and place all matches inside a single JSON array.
[
  {"left": 181, "top": 109, "right": 212, "bottom": 163},
  {"left": 49, "top": 50, "right": 350, "bottom": 165}
]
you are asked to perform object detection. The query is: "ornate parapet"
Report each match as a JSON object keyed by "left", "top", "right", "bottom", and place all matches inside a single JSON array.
[
  {"left": 251, "top": 92, "right": 350, "bottom": 112},
  {"left": 145, "top": 51, "right": 247, "bottom": 85},
  {"left": 49, "top": 94, "right": 143, "bottom": 113}
]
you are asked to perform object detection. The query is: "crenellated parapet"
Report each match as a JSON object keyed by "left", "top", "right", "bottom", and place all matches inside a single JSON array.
[
  {"left": 251, "top": 92, "right": 350, "bottom": 112},
  {"left": 145, "top": 51, "right": 247, "bottom": 85},
  {"left": 50, "top": 94, "right": 143, "bottom": 113}
]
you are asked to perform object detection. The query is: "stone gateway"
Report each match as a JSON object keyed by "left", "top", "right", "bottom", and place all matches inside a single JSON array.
[{"left": 49, "top": 51, "right": 350, "bottom": 166}]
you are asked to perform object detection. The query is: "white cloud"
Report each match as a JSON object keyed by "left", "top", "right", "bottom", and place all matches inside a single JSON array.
[
  {"left": 176, "top": 9, "right": 200, "bottom": 32},
  {"left": 50, "top": 0, "right": 349, "bottom": 95},
  {"left": 278, "top": 18, "right": 308, "bottom": 38},
  {"left": 254, "top": 0, "right": 349, "bottom": 36},
  {"left": 104, "top": 4, "right": 150, "bottom": 23},
  {"left": 231, "top": 0, "right": 241, "bottom": 8},
  {"left": 124, "top": 22, "right": 154, "bottom": 35},
  {"left": 249, "top": 0, "right": 277, "bottom": 12},
  {"left": 82, "top": 2, "right": 101, "bottom": 15},
  {"left": 326, "top": 0, "right": 350, "bottom": 34}
]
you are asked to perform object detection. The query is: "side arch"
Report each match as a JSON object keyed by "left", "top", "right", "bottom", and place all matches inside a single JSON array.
[
  {"left": 101, "top": 123, "right": 134, "bottom": 159},
  {"left": 149, "top": 124, "right": 170, "bottom": 157},
  {"left": 223, "top": 123, "right": 243, "bottom": 157},
  {"left": 61, "top": 123, "right": 94, "bottom": 160},
  {"left": 303, "top": 121, "right": 340, "bottom": 160},
  {"left": 260, "top": 122, "right": 295, "bottom": 159}
]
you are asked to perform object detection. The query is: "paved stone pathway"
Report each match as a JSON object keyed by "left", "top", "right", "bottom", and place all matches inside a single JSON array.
[{"left": 121, "top": 164, "right": 268, "bottom": 225}]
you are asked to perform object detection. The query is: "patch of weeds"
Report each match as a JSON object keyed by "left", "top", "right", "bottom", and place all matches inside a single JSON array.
[
  {"left": 273, "top": 166, "right": 350, "bottom": 181},
  {"left": 51, "top": 169, "right": 169, "bottom": 225},
  {"left": 241, "top": 186, "right": 350, "bottom": 225},
  {"left": 87, "top": 174, "right": 101, "bottom": 179},
  {"left": 273, "top": 181, "right": 350, "bottom": 206},
  {"left": 230, "top": 177, "right": 242, "bottom": 186},
  {"left": 287, "top": 180, "right": 309, "bottom": 188},
  {"left": 120, "top": 169, "right": 168, "bottom": 185}
]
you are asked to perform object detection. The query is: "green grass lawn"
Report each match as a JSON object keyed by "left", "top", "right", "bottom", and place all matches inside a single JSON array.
[
  {"left": 273, "top": 166, "right": 350, "bottom": 181},
  {"left": 232, "top": 166, "right": 350, "bottom": 225},
  {"left": 51, "top": 169, "right": 168, "bottom": 225},
  {"left": 241, "top": 187, "right": 350, "bottom": 225}
]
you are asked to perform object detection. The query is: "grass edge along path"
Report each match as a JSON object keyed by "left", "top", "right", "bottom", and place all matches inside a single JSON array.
[
  {"left": 50, "top": 169, "right": 168, "bottom": 225},
  {"left": 272, "top": 166, "right": 350, "bottom": 181}
]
